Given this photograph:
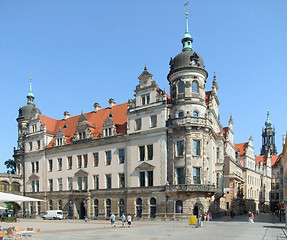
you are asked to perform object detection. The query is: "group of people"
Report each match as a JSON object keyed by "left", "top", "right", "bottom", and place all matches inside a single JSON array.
[
  {"left": 110, "top": 213, "right": 132, "bottom": 228},
  {"left": 203, "top": 212, "right": 212, "bottom": 221}
]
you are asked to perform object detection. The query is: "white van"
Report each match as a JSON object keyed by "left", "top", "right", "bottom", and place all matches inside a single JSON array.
[{"left": 43, "top": 210, "right": 63, "bottom": 220}]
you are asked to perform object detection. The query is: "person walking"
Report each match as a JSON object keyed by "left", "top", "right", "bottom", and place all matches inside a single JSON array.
[
  {"left": 127, "top": 214, "right": 132, "bottom": 228},
  {"left": 110, "top": 212, "right": 116, "bottom": 227},
  {"left": 251, "top": 211, "right": 255, "bottom": 223},
  {"left": 248, "top": 211, "right": 252, "bottom": 224},
  {"left": 121, "top": 213, "right": 126, "bottom": 228}
]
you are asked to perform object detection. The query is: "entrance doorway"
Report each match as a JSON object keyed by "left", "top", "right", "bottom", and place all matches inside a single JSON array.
[
  {"left": 193, "top": 206, "right": 199, "bottom": 218},
  {"left": 80, "top": 202, "right": 86, "bottom": 219}
]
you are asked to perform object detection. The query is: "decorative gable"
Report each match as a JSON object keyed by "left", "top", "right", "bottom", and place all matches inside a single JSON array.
[
  {"left": 73, "top": 112, "right": 94, "bottom": 141},
  {"left": 74, "top": 169, "right": 88, "bottom": 177},
  {"left": 54, "top": 128, "right": 67, "bottom": 147},
  {"left": 101, "top": 116, "right": 117, "bottom": 138},
  {"left": 28, "top": 173, "right": 39, "bottom": 180},
  {"left": 135, "top": 162, "right": 155, "bottom": 171}
]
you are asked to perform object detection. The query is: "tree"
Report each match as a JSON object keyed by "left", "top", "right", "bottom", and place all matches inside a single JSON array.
[{"left": 4, "top": 159, "right": 16, "bottom": 174}]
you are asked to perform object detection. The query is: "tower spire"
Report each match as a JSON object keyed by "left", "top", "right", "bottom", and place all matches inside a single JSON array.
[
  {"left": 27, "top": 77, "right": 35, "bottom": 105},
  {"left": 181, "top": 2, "right": 193, "bottom": 52},
  {"left": 265, "top": 109, "right": 272, "bottom": 127}
]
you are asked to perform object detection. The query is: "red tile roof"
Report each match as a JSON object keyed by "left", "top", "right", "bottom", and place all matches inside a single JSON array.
[
  {"left": 255, "top": 155, "right": 266, "bottom": 165},
  {"left": 40, "top": 102, "right": 128, "bottom": 148},
  {"left": 235, "top": 143, "right": 248, "bottom": 156},
  {"left": 255, "top": 154, "right": 280, "bottom": 167}
]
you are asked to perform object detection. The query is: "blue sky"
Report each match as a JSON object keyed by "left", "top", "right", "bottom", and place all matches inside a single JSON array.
[{"left": 0, "top": 0, "right": 286, "bottom": 173}]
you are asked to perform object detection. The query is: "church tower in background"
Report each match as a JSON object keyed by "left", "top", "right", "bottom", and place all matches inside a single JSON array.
[{"left": 260, "top": 110, "right": 277, "bottom": 156}]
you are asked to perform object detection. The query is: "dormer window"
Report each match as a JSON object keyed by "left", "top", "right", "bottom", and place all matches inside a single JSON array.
[{"left": 102, "top": 116, "right": 116, "bottom": 137}]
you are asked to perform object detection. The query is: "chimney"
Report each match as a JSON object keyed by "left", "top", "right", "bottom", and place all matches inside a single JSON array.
[
  {"left": 94, "top": 103, "right": 101, "bottom": 112},
  {"left": 64, "top": 111, "right": 71, "bottom": 120},
  {"left": 109, "top": 98, "right": 116, "bottom": 108}
]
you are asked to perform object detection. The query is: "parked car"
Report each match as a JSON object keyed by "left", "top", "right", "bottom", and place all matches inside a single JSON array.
[{"left": 43, "top": 210, "right": 63, "bottom": 220}]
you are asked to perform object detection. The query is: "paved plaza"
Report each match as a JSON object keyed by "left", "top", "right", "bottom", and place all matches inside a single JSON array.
[{"left": 2, "top": 213, "right": 287, "bottom": 240}]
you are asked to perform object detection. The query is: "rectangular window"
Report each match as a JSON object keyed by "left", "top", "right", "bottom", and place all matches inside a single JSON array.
[
  {"left": 48, "top": 159, "right": 53, "bottom": 172},
  {"left": 67, "top": 156, "right": 72, "bottom": 170},
  {"left": 57, "top": 158, "right": 62, "bottom": 171},
  {"left": 147, "top": 171, "right": 153, "bottom": 186},
  {"left": 93, "top": 152, "right": 99, "bottom": 167},
  {"left": 35, "top": 161, "right": 39, "bottom": 173},
  {"left": 216, "top": 147, "right": 220, "bottom": 162},
  {"left": 193, "top": 140, "right": 200, "bottom": 156},
  {"left": 146, "top": 95, "right": 150, "bottom": 104},
  {"left": 78, "top": 177, "right": 82, "bottom": 190},
  {"left": 106, "top": 174, "right": 111, "bottom": 189},
  {"left": 177, "top": 141, "right": 184, "bottom": 156},
  {"left": 150, "top": 115, "right": 157, "bottom": 128},
  {"left": 119, "top": 173, "right": 125, "bottom": 188},
  {"left": 94, "top": 175, "right": 99, "bottom": 189},
  {"left": 177, "top": 168, "right": 185, "bottom": 184},
  {"left": 142, "top": 96, "right": 146, "bottom": 105},
  {"left": 32, "top": 180, "right": 39, "bottom": 192},
  {"left": 193, "top": 167, "right": 201, "bottom": 184},
  {"left": 147, "top": 144, "right": 153, "bottom": 160},
  {"left": 83, "top": 154, "right": 88, "bottom": 168},
  {"left": 106, "top": 151, "right": 111, "bottom": 165},
  {"left": 67, "top": 177, "right": 73, "bottom": 190},
  {"left": 37, "top": 140, "right": 41, "bottom": 149},
  {"left": 48, "top": 179, "right": 53, "bottom": 192},
  {"left": 83, "top": 177, "right": 88, "bottom": 190},
  {"left": 135, "top": 119, "right": 142, "bottom": 131},
  {"left": 31, "top": 162, "right": 35, "bottom": 174},
  {"left": 29, "top": 142, "right": 32, "bottom": 151},
  {"left": 77, "top": 155, "right": 82, "bottom": 168},
  {"left": 58, "top": 178, "right": 63, "bottom": 191},
  {"left": 119, "top": 149, "right": 125, "bottom": 164},
  {"left": 139, "top": 172, "right": 145, "bottom": 187},
  {"left": 139, "top": 146, "right": 145, "bottom": 161}
]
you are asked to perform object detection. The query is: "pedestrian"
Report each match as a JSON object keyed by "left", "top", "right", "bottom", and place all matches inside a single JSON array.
[
  {"left": 248, "top": 211, "right": 252, "bottom": 224},
  {"left": 209, "top": 212, "right": 212, "bottom": 221},
  {"left": 207, "top": 212, "right": 210, "bottom": 221},
  {"left": 127, "top": 214, "right": 132, "bottom": 228},
  {"left": 110, "top": 212, "right": 116, "bottom": 227},
  {"left": 251, "top": 211, "right": 254, "bottom": 223},
  {"left": 121, "top": 213, "right": 126, "bottom": 228},
  {"left": 204, "top": 212, "right": 207, "bottom": 221}
]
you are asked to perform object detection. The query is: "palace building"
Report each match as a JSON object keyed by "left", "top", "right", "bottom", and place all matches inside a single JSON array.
[{"left": 12, "top": 12, "right": 277, "bottom": 219}]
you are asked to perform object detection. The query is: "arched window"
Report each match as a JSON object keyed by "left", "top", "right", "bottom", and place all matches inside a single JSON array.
[
  {"left": 58, "top": 200, "right": 62, "bottom": 210},
  {"left": 176, "top": 200, "right": 183, "bottom": 213},
  {"left": 150, "top": 198, "right": 156, "bottom": 219},
  {"left": 178, "top": 81, "right": 185, "bottom": 94},
  {"left": 106, "top": 199, "right": 111, "bottom": 217},
  {"left": 94, "top": 199, "right": 98, "bottom": 217},
  {"left": 136, "top": 198, "right": 142, "bottom": 218},
  {"left": 178, "top": 112, "right": 184, "bottom": 118},
  {"left": 49, "top": 200, "right": 53, "bottom": 210},
  {"left": 193, "top": 111, "right": 198, "bottom": 117},
  {"left": 192, "top": 81, "right": 199, "bottom": 93},
  {"left": 0, "top": 181, "right": 9, "bottom": 192},
  {"left": 119, "top": 199, "right": 125, "bottom": 216},
  {"left": 11, "top": 182, "right": 20, "bottom": 192}
]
